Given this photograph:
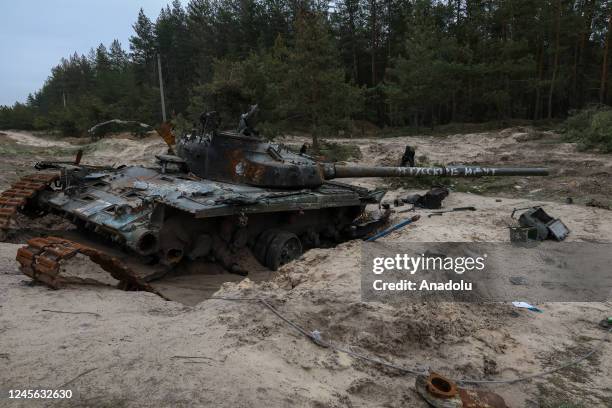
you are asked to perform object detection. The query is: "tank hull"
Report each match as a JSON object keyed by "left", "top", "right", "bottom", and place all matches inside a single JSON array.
[{"left": 14, "top": 164, "right": 385, "bottom": 273}]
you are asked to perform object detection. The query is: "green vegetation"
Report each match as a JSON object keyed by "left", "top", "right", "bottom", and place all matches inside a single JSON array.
[
  {"left": 561, "top": 105, "right": 612, "bottom": 152},
  {"left": 2, "top": 0, "right": 612, "bottom": 149},
  {"left": 316, "top": 141, "right": 362, "bottom": 162}
]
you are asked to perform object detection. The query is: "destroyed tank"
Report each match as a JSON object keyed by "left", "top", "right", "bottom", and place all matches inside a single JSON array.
[{"left": 0, "top": 106, "right": 548, "bottom": 293}]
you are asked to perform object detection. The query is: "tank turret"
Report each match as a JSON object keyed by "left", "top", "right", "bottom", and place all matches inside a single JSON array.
[{"left": 173, "top": 110, "right": 548, "bottom": 188}]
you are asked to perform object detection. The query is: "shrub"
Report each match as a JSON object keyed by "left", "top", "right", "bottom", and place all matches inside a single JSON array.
[{"left": 562, "top": 106, "right": 612, "bottom": 152}]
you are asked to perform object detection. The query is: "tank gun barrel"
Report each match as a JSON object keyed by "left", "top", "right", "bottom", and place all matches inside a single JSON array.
[{"left": 325, "top": 165, "right": 548, "bottom": 179}]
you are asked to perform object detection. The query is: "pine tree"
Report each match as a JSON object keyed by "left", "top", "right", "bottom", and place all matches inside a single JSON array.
[
  {"left": 280, "top": 12, "right": 363, "bottom": 148},
  {"left": 109, "top": 40, "right": 129, "bottom": 71},
  {"left": 130, "top": 8, "right": 157, "bottom": 86}
]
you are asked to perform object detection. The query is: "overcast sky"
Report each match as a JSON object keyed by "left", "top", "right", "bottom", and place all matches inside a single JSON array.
[{"left": 0, "top": 0, "right": 178, "bottom": 106}]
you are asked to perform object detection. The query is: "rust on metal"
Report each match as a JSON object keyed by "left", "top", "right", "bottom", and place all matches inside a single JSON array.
[
  {"left": 17, "top": 236, "right": 167, "bottom": 299},
  {"left": 416, "top": 373, "right": 508, "bottom": 408},
  {"left": 156, "top": 122, "right": 176, "bottom": 149},
  {"left": 0, "top": 172, "right": 58, "bottom": 230},
  {"left": 426, "top": 372, "right": 459, "bottom": 399}
]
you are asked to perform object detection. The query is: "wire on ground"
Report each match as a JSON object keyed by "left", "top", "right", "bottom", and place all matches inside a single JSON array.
[{"left": 209, "top": 296, "right": 611, "bottom": 385}]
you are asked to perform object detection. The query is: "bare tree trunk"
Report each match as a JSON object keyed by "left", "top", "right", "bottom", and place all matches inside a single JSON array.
[
  {"left": 386, "top": 0, "right": 392, "bottom": 60},
  {"left": 548, "top": 0, "right": 561, "bottom": 119},
  {"left": 574, "top": 0, "right": 595, "bottom": 105},
  {"left": 600, "top": 13, "right": 612, "bottom": 104},
  {"left": 370, "top": 0, "right": 378, "bottom": 85},
  {"left": 452, "top": 90, "right": 457, "bottom": 122},
  {"left": 348, "top": 0, "right": 359, "bottom": 82},
  {"left": 535, "top": 38, "right": 544, "bottom": 119}
]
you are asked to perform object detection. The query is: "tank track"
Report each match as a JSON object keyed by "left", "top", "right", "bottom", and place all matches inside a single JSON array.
[
  {"left": 0, "top": 172, "right": 59, "bottom": 232},
  {"left": 16, "top": 236, "right": 166, "bottom": 298}
]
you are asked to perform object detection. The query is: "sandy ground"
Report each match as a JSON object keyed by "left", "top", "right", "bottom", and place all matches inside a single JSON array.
[
  {"left": 2, "top": 130, "right": 73, "bottom": 148},
  {"left": 0, "top": 129, "right": 611, "bottom": 407}
]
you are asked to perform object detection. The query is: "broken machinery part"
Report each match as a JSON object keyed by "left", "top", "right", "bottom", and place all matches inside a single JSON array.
[
  {"left": 16, "top": 236, "right": 166, "bottom": 299},
  {"left": 508, "top": 225, "right": 538, "bottom": 243},
  {"left": 512, "top": 206, "right": 570, "bottom": 241},
  {"left": 403, "top": 187, "right": 450, "bottom": 209},
  {"left": 253, "top": 229, "right": 303, "bottom": 271},
  {"left": 0, "top": 172, "right": 58, "bottom": 238},
  {"left": 156, "top": 121, "right": 176, "bottom": 153},
  {"left": 415, "top": 372, "right": 508, "bottom": 408}
]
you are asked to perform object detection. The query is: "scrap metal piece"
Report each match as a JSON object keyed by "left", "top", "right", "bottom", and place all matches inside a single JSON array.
[
  {"left": 364, "top": 215, "right": 420, "bottom": 242},
  {"left": 517, "top": 207, "right": 570, "bottom": 241},
  {"left": 0, "top": 172, "right": 58, "bottom": 233},
  {"left": 415, "top": 373, "right": 508, "bottom": 408},
  {"left": 17, "top": 236, "right": 166, "bottom": 298},
  {"left": 156, "top": 121, "right": 176, "bottom": 150},
  {"left": 546, "top": 219, "right": 570, "bottom": 241},
  {"left": 508, "top": 226, "right": 538, "bottom": 242},
  {"left": 404, "top": 187, "right": 450, "bottom": 210},
  {"left": 428, "top": 206, "right": 477, "bottom": 217}
]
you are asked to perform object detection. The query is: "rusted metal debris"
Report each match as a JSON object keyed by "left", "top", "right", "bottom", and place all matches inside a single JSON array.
[
  {"left": 156, "top": 121, "right": 176, "bottom": 150},
  {"left": 415, "top": 373, "right": 508, "bottom": 408},
  {"left": 0, "top": 172, "right": 58, "bottom": 231},
  {"left": 16, "top": 236, "right": 166, "bottom": 299}
]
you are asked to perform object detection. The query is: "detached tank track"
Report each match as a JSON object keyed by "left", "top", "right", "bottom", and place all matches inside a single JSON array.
[
  {"left": 0, "top": 172, "right": 59, "bottom": 232},
  {"left": 16, "top": 236, "right": 166, "bottom": 298}
]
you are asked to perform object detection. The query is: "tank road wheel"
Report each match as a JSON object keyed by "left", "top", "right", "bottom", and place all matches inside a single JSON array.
[
  {"left": 265, "top": 232, "right": 302, "bottom": 271},
  {"left": 253, "top": 229, "right": 279, "bottom": 266}
]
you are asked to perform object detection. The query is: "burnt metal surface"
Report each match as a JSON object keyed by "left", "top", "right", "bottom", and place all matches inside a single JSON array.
[
  {"left": 176, "top": 112, "right": 548, "bottom": 189},
  {"left": 37, "top": 165, "right": 378, "bottom": 220},
  {"left": 415, "top": 373, "right": 508, "bottom": 408},
  {"left": 177, "top": 130, "right": 326, "bottom": 188},
  {"left": 6, "top": 162, "right": 381, "bottom": 272}
]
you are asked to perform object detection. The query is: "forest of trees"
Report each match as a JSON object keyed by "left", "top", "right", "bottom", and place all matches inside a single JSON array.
[{"left": 2, "top": 0, "right": 612, "bottom": 138}]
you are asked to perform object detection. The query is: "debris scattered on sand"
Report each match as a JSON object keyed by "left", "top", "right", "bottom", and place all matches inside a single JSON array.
[
  {"left": 512, "top": 301, "right": 543, "bottom": 313},
  {"left": 403, "top": 187, "right": 450, "bottom": 209},
  {"left": 511, "top": 206, "right": 570, "bottom": 241}
]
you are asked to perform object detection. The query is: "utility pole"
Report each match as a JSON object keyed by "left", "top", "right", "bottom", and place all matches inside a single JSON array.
[
  {"left": 157, "top": 53, "right": 167, "bottom": 122},
  {"left": 600, "top": 12, "right": 612, "bottom": 104}
]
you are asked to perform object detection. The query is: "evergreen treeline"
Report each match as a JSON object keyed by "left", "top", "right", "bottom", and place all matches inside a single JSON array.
[{"left": 2, "top": 0, "right": 612, "bottom": 137}]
